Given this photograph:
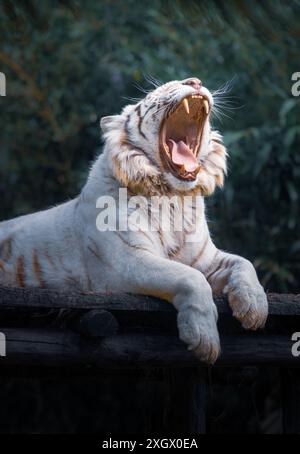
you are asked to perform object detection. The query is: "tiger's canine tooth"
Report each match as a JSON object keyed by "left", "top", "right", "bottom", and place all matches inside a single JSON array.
[
  {"left": 183, "top": 98, "right": 190, "bottom": 114},
  {"left": 203, "top": 99, "right": 209, "bottom": 114}
]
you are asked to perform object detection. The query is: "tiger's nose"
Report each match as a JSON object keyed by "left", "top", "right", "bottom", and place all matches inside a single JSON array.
[{"left": 182, "top": 78, "right": 202, "bottom": 91}]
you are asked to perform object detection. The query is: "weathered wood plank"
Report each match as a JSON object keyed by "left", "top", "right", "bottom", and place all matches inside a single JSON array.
[
  {"left": 0, "top": 286, "right": 299, "bottom": 315},
  {"left": 72, "top": 310, "right": 119, "bottom": 338},
  {"left": 0, "top": 328, "right": 299, "bottom": 367}
]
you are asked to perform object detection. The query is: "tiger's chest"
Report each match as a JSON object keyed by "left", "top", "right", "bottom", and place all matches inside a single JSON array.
[{"left": 145, "top": 195, "right": 204, "bottom": 259}]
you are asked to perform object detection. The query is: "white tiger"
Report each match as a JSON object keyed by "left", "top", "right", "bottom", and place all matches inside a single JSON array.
[{"left": 0, "top": 77, "right": 268, "bottom": 363}]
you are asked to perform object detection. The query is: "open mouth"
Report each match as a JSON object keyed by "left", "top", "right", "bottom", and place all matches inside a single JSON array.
[{"left": 160, "top": 95, "right": 210, "bottom": 181}]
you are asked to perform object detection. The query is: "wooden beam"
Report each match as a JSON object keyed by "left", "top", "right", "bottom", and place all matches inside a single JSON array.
[
  {"left": 0, "top": 286, "right": 299, "bottom": 315},
  {"left": 72, "top": 310, "right": 119, "bottom": 338},
  {"left": 0, "top": 329, "right": 298, "bottom": 368}
]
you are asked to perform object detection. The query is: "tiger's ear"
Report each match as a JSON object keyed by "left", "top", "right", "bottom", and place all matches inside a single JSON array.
[{"left": 100, "top": 115, "right": 123, "bottom": 134}]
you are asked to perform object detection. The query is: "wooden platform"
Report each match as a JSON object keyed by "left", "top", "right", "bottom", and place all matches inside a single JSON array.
[{"left": 0, "top": 287, "right": 299, "bottom": 433}]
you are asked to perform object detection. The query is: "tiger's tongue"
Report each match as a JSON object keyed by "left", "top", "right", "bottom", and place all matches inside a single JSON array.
[{"left": 167, "top": 139, "right": 198, "bottom": 172}]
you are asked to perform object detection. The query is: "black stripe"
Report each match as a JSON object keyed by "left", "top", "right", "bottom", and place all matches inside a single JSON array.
[{"left": 136, "top": 104, "right": 147, "bottom": 140}]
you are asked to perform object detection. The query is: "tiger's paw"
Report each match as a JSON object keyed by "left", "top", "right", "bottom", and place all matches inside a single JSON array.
[
  {"left": 226, "top": 281, "right": 268, "bottom": 330},
  {"left": 177, "top": 303, "right": 220, "bottom": 364}
]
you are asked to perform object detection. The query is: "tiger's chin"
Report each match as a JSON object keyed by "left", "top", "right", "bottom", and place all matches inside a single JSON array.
[{"left": 163, "top": 171, "right": 201, "bottom": 193}]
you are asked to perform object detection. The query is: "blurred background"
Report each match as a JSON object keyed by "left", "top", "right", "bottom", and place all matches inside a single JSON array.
[
  {"left": 0, "top": 0, "right": 299, "bottom": 434},
  {"left": 0, "top": 0, "right": 299, "bottom": 292}
]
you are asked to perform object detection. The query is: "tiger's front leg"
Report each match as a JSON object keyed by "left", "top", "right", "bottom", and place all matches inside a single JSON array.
[
  {"left": 96, "top": 242, "right": 221, "bottom": 364},
  {"left": 205, "top": 251, "right": 268, "bottom": 330},
  {"left": 131, "top": 254, "right": 220, "bottom": 363}
]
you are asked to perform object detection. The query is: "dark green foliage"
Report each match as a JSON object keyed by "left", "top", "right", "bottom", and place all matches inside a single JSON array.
[{"left": 0, "top": 0, "right": 299, "bottom": 291}]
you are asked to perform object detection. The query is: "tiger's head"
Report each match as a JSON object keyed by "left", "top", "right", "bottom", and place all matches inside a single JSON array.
[{"left": 100, "top": 77, "right": 227, "bottom": 196}]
